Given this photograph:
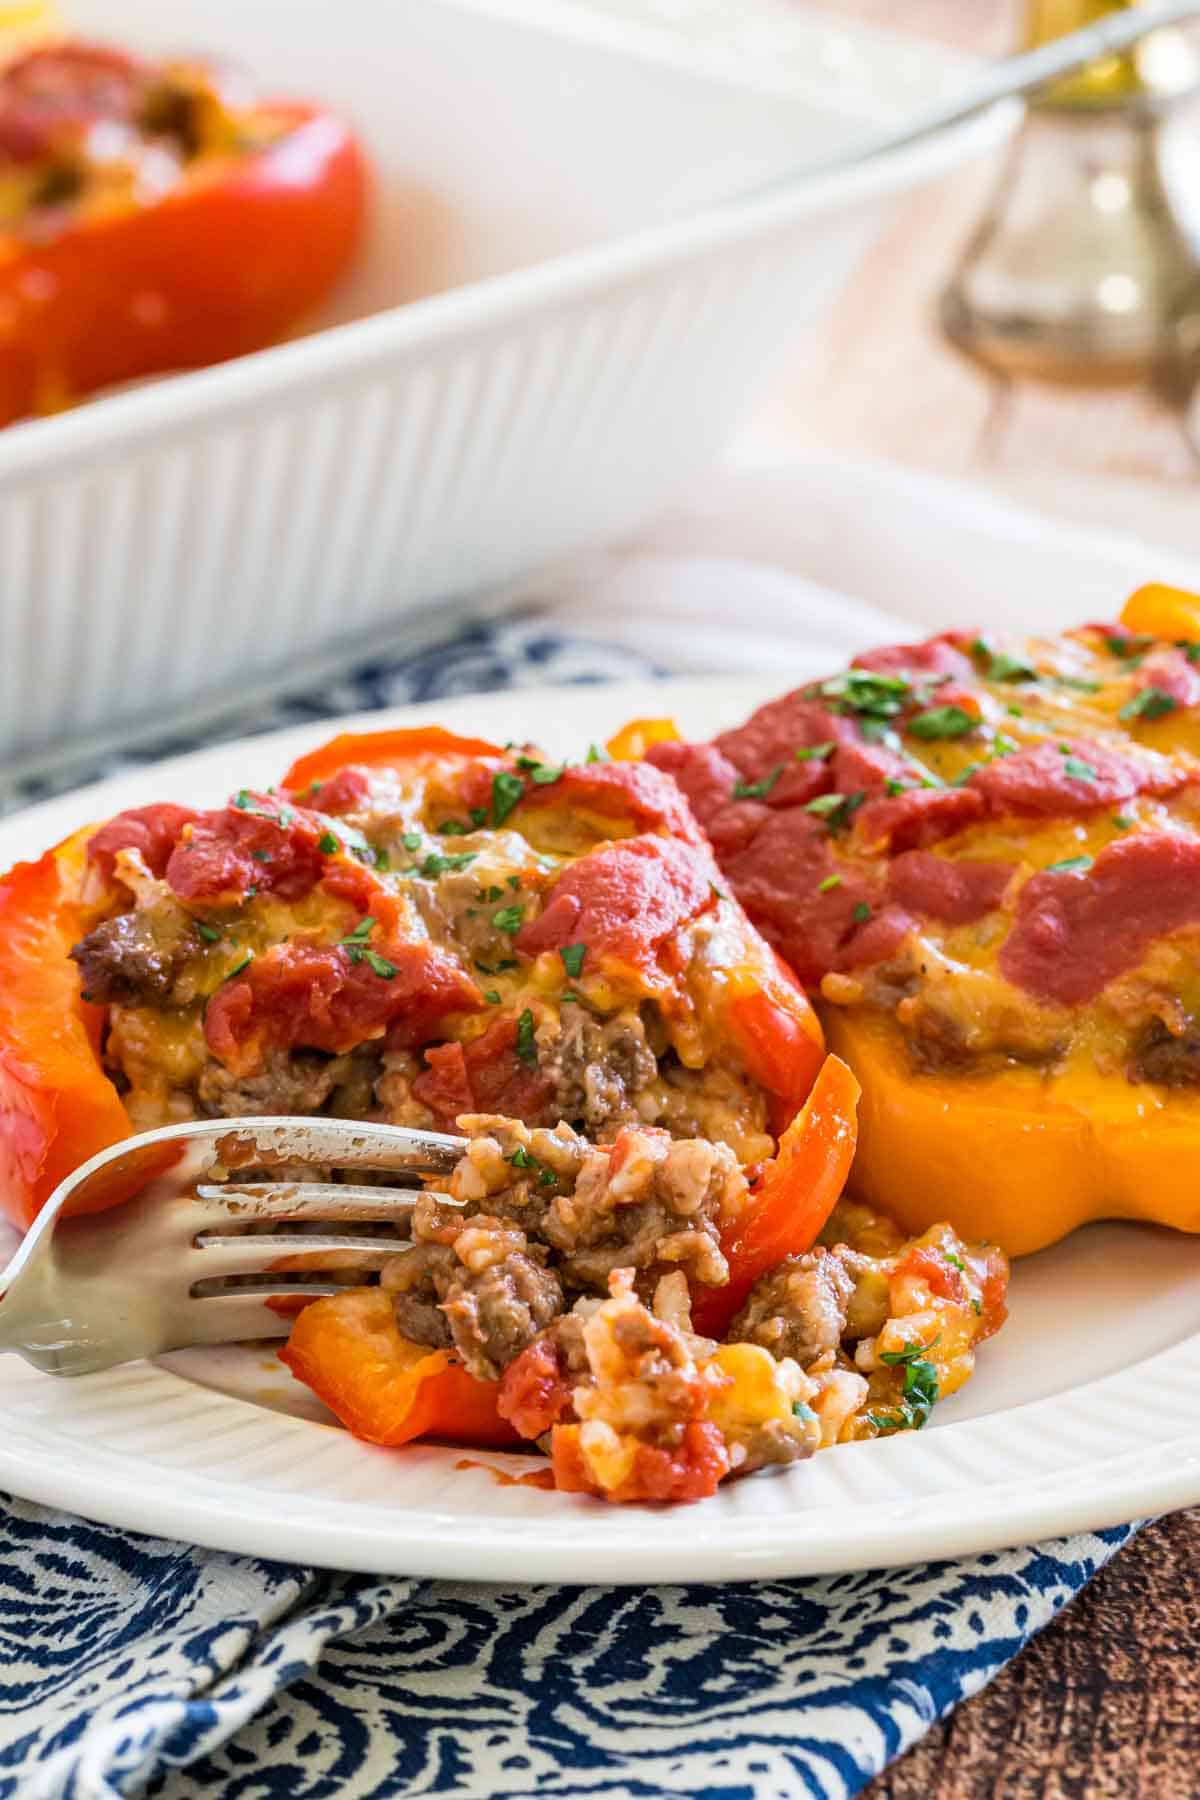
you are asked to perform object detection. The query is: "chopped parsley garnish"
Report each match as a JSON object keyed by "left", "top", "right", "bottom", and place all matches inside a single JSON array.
[
  {"left": 363, "top": 951, "right": 396, "bottom": 980},
  {"left": 485, "top": 885, "right": 504, "bottom": 903},
  {"left": 492, "top": 904, "right": 525, "bottom": 935},
  {"left": 884, "top": 778, "right": 907, "bottom": 797},
  {"left": 803, "top": 790, "right": 865, "bottom": 833},
  {"left": 195, "top": 923, "right": 222, "bottom": 944},
  {"left": 792, "top": 1401, "right": 817, "bottom": 1423},
  {"left": 1106, "top": 632, "right": 1154, "bottom": 659},
  {"left": 1119, "top": 685, "right": 1177, "bottom": 722},
  {"left": 516, "top": 1008, "right": 537, "bottom": 1064},
  {"left": 475, "top": 960, "right": 496, "bottom": 974},
  {"left": 483, "top": 990, "right": 501, "bottom": 1005},
  {"left": 469, "top": 806, "right": 488, "bottom": 828},
  {"left": 1062, "top": 757, "right": 1096, "bottom": 783},
  {"left": 508, "top": 1143, "right": 558, "bottom": 1187},
  {"left": 950, "top": 762, "right": 981, "bottom": 788},
  {"left": 1054, "top": 675, "right": 1102, "bottom": 693},
  {"left": 1006, "top": 703, "right": 1024, "bottom": 717},
  {"left": 1179, "top": 640, "right": 1200, "bottom": 664},
  {"left": 507, "top": 875, "right": 521, "bottom": 890},
  {"left": 251, "top": 849, "right": 272, "bottom": 864},
  {"left": 491, "top": 770, "right": 525, "bottom": 825},
  {"left": 973, "top": 640, "right": 1036, "bottom": 683},
  {"left": 516, "top": 756, "right": 565, "bottom": 785},
  {"left": 733, "top": 766, "right": 782, "bottom": 800},
  {"left": 1046, "top": 855, "right": 1093, "bottom": 875},
  {"left": 585, "top": 743, "right": 609, "bottom": 764},
  {"left": 401, "top": 830, "right": 423, "bottom": 853},
  {"left": 944, "top": 1251, "right": 966, "bottom": 1273},
  {"left": 817, "top": 874, "right": 842, "bottom": 893},
  {"left": 1112, "top": 813, "right": 1133, "bottom": 829},
  {"left": 852, "top": 901, "right": 872, "bottom": 924},
  {"left": 341, "top": 916, "right": 376, "bottom": 944},
  {"left": 437, "top": 819, "right": 470, "bottom": 836},
  {"left": 317, "top": 832, "right": 340, "bottom": 856},
  {"left": 872, "top": 1339, "right": 940, "bottom": 1432},
  {"left": 496, "top": 958, "right": 519, "bottom": 971},
  {"left": 233, "top": 789, "right": 253, "bottom": 810},
  {"left": 560, "top": 943, "right": 587, "bottom": 979},
  {"left": 814, "top": 669, "right": 910, "bottom": 721},
  {"left": 419, "top": 850, "right": 477, "bottom": 879},
  {"left": 992, "top": 733, "right": 1020, "bottom": 754},
  {"left": 795, "top": 741, "right": 834, "bottom": 762},
  {"left": 226, "top": 953, "right": 252, "bottom": 979},
  {"left": 907, "top": 705, "right": 977, "bottom": 740}
]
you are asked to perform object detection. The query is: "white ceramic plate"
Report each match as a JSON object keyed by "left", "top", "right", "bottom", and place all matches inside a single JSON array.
[{"left": 3, "top": 677, "right": 1200, "bottom": 1583}]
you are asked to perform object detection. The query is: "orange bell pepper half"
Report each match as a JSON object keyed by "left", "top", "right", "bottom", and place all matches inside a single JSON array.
[
  {"left": 692, "top": 1053, "right": 860, "bottom": 1338},
  {"left": 0, "top": 833, "right": 136, "bottom": 1228},
  {"left": 280, "top": 1287, "right": 521, "bottom": 1448},
  {"left": 282, "top": 726, "right": 507, "bottom": 795}
]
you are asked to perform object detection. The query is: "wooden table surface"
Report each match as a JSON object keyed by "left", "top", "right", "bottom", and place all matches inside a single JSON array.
[{"left": 777, "top": 2, "right": 1200, "bottom": 1794}]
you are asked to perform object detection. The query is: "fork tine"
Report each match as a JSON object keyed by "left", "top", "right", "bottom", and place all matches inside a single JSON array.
[
  {"left": 191, "top": 1234, "right": 413, "bottom": 1277},
  {"left": 180, "top": 1288, "right": 343, "bottom": 1346},
  {"left": 195, "top": 1182, "right": 466, "bottom": 1221}
]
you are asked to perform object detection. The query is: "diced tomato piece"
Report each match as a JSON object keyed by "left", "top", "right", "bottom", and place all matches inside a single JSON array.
[
  {"left": 86, "top": 804, "right": 199, "bottom": 883},
  {"left": 516, "top": 834, "right": 714, "bottom": 974},
  {"left": 411, "top": 1016, "right": 555, "bottom": 1128},
  {"left": 167, "top": 794, "right": 329, "bottom": 904},
  {"left": 204, "top": 938, "right": 481, "bottom": 1077},
  {"left": 550, "top": 1419, "right": 730, "bottom": 1503},
  {"left": 498, "top": 1335, "right": 576, "bottom": 1440}
]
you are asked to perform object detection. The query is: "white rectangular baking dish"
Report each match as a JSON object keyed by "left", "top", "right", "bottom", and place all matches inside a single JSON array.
[{"left": 0, "top": 0, "right": 1010, "bottom": 766}]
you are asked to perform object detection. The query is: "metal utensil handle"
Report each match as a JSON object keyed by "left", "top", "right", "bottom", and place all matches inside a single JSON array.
[{"left": 758, "top": 0, "right": 1200, "bottom": 192}]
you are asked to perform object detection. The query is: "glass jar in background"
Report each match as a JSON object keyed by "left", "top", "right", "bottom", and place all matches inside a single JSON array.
[{"left": 940, "top": 0, "right": 1200, "bottom": 393}]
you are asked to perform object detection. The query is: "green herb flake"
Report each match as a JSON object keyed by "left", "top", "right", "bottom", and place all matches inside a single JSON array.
[
  {"left": 852, "top": 901, "right": 872, "bottom": 924},
  {"left": 1006, "top": 704, "right": 1024, "bottom": 718},
  {"left": 341, "top": 916, "right": 376, "bottom": 944},
  {"left": 803, "top": 790, "right": 865, "bottom": 833},
  {"left": 483, "top": 990, "right": 502, "bottom": 1005},
  {"left": 817, "top": 874, "right": 842, "bottom": 893},
  {"left": 515, "top": 1007, "right": 537, "bottom": 1065},
  {"left": 497, "top": 958, "right": 519, "bottom": 971},
  {"left": 1112, "top": 814, "right": 1133, "bottom": 830},
  {"left": 469, "top": 807, "right": 488, "bottom": 828},
  {"left": 1120, "top": 685, "right": 1178, "bottom": 723},
  {"left": 977, "top": 642, "right": 1036, "bottom": 683},
  {"left": 991, "top": 733, "right": 1020, "bottom": 755},
  {"left": 876, "top": 1339, "right": 940, "bottom": 1431},
  {"left": 907, "top": 705, "right": 977, "bottom": 741},
  {"left": 317, "top": 832, "right": 340, "bottom": 856},
  {"left": 950, "top": 762, "right": 981, "bottom": 788},
  {"left": 1178, "top": 639, "right": 1200, "bottom": 664},
  {"left": 792, "top": 1401, "right": 817, "bottom": 1423},
  {"left": 491, "top": 770, "right": 525, "bottom": 826},
  {"left": 486, "top": 886, "right": 504, "bottom": 903},
  {"left": 795, "top": 741, "right": 834, "bottom": 762},
  {"left": 233, "top": 789, "right": 253, "bottom": 810},
  {"left": 508, "top": 1145, "right": 534, "bottom": 1168},
  {"left": 585, "top": 743, "right": 609, "bottom": 764},
  {"left": 1062, "top": 757, "right": 1096, "bottom": 783},
  {"left": 226, "top": 953, "right": 252, "bottom": 980},
  {"left": 436, "top": 818, "right": 469, "bottom": 836},
  {"left": 815, "top": 669, "right": 910, "bottom": 721},
  {"left": 401, "top": 831, "right": 423, "bottom": 852},
  {"left": 530, "top": 762, "right": 565, "bottom": 786},
  {"left": 493, "top": 904, "right": 525, "bottom": 936},
  {"left": 507, "top": 875, "right": 521, "bottom": 891},
  {"left": 251, "top": 849, "right": 271, "bottom": 864},
  {"left": 1055, "top": 675, "right": 1102, "bottom": 693},
  {"left": 1046, "top": 855, "right": 1093, "bottom": 875},
  {"left": 419, "top": 850, "right": 478, "bottom": 879},
  {"left": 560, "top": 943, "right": 587, "bottom": 979},
  {"left": 733, "top": 766, "right": 783, "bottom": 801},
  {"left": 1106, "top": 632, "right": 1154, "bottom": 660},
  {"left": 944, "top": 1252, "right": 966, "bottom": 1272},
  {"left": 884, "top": 778, "right": 907, "bottom": 797},
  {"left": 195, "top": 923, "right": 222, "bottom": 944},
  {"left": 363, "top": 950, "right": 397, "bottom": 980}
]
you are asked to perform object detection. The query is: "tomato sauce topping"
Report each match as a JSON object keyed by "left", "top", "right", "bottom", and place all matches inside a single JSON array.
[
  {"left": 166, "top": 793, "right": 329, "bottom": 905},
  {"left": 411, "top": 1018, "right": 555, "bottom": 1130},
  {"left": 204, "top": 938, "right": 481, "bottom": 1076},
  {"left": 86, "top": 804, "right": 200, "bottom": 883},
  {"left": 999, "top": 834, "right": 1200, "bottom": 1005},
  {"left": 970, "top": 739, "right": 1183, "bottom": 816},
  {"left": 516, "top": 834, "right": 715, "bottom": 971}
]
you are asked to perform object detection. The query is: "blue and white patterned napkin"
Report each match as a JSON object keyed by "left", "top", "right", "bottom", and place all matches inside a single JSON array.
[{"left": 0, "top": 616, "right": 1136, "bottom": 1799}]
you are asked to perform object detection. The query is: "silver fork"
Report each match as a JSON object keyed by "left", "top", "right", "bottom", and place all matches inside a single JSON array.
[{"left": 0, "top": 1117, "right": 468, "bottom": 1377}]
